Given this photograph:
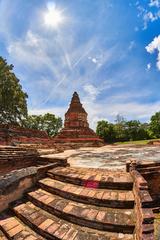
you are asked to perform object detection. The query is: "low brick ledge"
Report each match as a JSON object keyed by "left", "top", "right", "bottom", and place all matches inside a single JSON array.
[
  {"left": 0, "top": 159, "right": 66, "bottom": 213},
  {"left": 128, "top": 160, "right": 155, "bottom": 240}
]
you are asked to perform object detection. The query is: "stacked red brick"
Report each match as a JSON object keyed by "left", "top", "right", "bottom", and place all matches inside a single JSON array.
[
  {"left": 54, "top": 92, "right": 103, "bottom": 147},
  {"left": 0, "top": 124, "right": 56, "bottom": 148},
  {"left": 0, "top": 146, "right": 38, "bottom": 176}
]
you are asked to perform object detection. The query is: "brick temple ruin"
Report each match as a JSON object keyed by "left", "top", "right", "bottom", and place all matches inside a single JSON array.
[
  {"left": 0, "top": 92, "right": 159, "bottom": 240},
  {"left": 54, "top": 92, "right": 103, "bottom": 147}
]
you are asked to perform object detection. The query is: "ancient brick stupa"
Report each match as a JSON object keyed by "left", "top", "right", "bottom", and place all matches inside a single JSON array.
[{"left": 54, "top": 92, "right": 103, "bottom": 147}]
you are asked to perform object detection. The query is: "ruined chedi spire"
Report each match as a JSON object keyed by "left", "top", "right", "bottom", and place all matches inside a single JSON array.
[
  {"left": 64, "top": 92, "right": 89, "bottom": 128},
  {"left": 54, "top": 92, "right": 103, "bottom": 147}
]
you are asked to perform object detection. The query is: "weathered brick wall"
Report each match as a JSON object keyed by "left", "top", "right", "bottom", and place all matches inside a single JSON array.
[
  {"left": 135, "top": 161, "right": 160, "bottom": 208},
  {"left": 0, "top": 158, "right": 67, "bottom": 212},
  {"left": 0, "top": 166, "right": 48, "bottom": 212},
  {"left": 142, "top": 172, "right": 160, "bottom": 209},
  {"left": 0, "top": 124, "right": 55, "bottom": 146},
  {"left": 129, "top": 162, "right": 155, "bottom": 240},
  {"left": 0, "top": 146, "right": 39, "bottom": 176}
]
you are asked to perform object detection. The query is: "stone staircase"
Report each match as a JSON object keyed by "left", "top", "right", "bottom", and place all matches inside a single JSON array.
[{"left": 0, "top": 167, "right": 136, "bottom": 239}]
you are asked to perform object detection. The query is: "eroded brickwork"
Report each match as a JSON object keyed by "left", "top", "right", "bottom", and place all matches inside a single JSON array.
[
  {"left": 0, "top": 124, "right": 56, "bottom": 146},
  {"left": 54, "top": 92, "right": 103, "bottom": 147}
]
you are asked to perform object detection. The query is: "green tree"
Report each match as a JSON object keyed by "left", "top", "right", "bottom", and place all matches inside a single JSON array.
[
  {"left": 149, "top": 112, "right": 160, "bottom": 138},
  {"left": 22, "top": 113, "right": 62, "bottom": 137},
  {"left": 114, "top": 115, "right": 127, "bottom": 141},
  {"left": 0, "top": 57, "right": 28, "bottom": 124},
  {"left": 96, "top": 120, "right": 116, "bottom": 143},
  {"left": 96, "top": 117, "right": 150, "bottom": 143},
  {"left": 125, "top": 120, "right": 149, "bottom": 141},
  {"left": 140, "top": 123, "right": 150, "bottom": 140}
]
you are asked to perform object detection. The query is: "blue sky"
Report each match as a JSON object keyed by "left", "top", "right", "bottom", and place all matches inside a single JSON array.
[{"left": 0, "top": 0, "right": 160, "bottom": 128}]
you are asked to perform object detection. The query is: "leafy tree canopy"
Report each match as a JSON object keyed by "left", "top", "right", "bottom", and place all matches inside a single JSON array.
[
  {"left": 22, "top": 113, "right": 62, "bottom": 137},
  {"left": 96, "top": 117, "right": 150, "bottom": 143},
  {"left": 96, "top": 120, "right": 116, "bottom": 143},
  {"left": 149, "top": 112, "right": 160, "bottom": 138},
  {"left": 0, "top": 57, "right": 28, "bottom": 124}
]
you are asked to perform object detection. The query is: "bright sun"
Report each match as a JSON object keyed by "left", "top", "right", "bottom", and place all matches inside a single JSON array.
[{"left": 44, "top": 3, "right": 65, "bottom": 29}]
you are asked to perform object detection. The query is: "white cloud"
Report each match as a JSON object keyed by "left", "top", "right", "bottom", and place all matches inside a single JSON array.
[
  {"left": 147, "top": 63, "right": 151, "bottom": 70},
  {"left": 149, "top": 0, "right": 160, "bottom": 8},
  {"left": 143, "top": 10, "right": 160, "bottom": 29},
  {"left": 83, "top": 84, "right": 100, "bottom": 101},
  {"left": 87, "top": 46, "right": 119, "bottom": 70},
  {"left": 146, "top": 35, "right": 160, "bottom": 53},
  {"left": 108, "top": 90, "right": 151, "bottom": 102},
  {"left": 7, "top": 31, "right": 50, "bottom": 69},
  {"left": 26, "top": 31, "right": 39, "bottom": 47},
  {"left": 91, "top": 57, "right": 98, "bottom": 64},
  {"left": 146, "top": 35, "right": 160, "bottom": 70},
  {"left": 137, "top": 1, "right": 160, "bottom": 29},
  {"left": 29, "top": 106, "right": 66, "bottom": 118}
]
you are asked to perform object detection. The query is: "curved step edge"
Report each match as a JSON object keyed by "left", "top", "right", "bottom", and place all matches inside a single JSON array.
[
  {"left": 39, "top": 178, "right": 135, "bottom": 209},
  {"left": 27, "top": 189, "right": 135, "bottom": 234}
]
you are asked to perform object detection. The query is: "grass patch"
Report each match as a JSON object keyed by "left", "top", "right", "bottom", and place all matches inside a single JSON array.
[{"left": 114, "top": 139, "right": 160, "bottom": 145}]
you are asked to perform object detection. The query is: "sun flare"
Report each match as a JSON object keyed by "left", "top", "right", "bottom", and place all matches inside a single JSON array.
[{"left": 44, "top": 3, "right": 65, "bottom": 29}]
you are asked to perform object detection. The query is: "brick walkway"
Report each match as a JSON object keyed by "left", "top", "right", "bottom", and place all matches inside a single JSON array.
[{"left": 0, "top": 166, "right": 136, "bottom": 239}]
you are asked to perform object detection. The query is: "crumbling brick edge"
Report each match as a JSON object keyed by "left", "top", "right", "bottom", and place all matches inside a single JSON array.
[
  {"left": 127, "top": 160, "right": 155, "bottom": 240},
  {"left": 0, "top": 158, "right": 67, "bottom": 212}
]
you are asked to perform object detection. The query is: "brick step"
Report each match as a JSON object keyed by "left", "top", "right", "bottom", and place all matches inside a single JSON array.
[
  {"left": 38, "top": 158, "right": 67, "bottom": 165},
  {"left": 0, "top": 147, "right": 34, "bottom": 150},
  {"left": 27, "top": 188, "right": 135, "bottom": 233},
  {"left": 0, "top": 155, "right": 36, "bottom": 159},
  {"left": 0, "top": 154, "right": 37, "bottom": 158},
  {"left": 140, "top": 170, "right": 160, "bottom": 175},
  {"left": 153, "top": 207, "right": 160, "bottom": 213},
  {"left": 0, "top": 230, "right": 8, "bottom": 240},
  {"left": 0, "top": 149, "right": 36, "bottom": 152},
  {"left": 137, "top": 165, "right": 160, "bottom": 173},
  {"left": 0, "top": 152, "right": 36, "bottom": 155},
  {"left": 0, "top": 212, "right": 44, "bottom": 239},
  {"left": 0, "top": 156, "right": 33, "bottom": 159},
  {"left": 47, "top": 167, "right": 133, "bottom": 190},
  {"left": 136, "top": 162, "right": 160, "bottom": 168},
  {"left": 39, "top": 178, "right": 135, "bottom": 209},
  {"left": 12, "top": 201, "right": 134, "bottom": 240},
  {"left": 137, "top": 169, "right": 160, "bottom": 174},
  {"left": 0, "top": 150, "right": 37, "bottom": 153},
  {"left": 0, "top": 160, "right": 35, "bottom": 163}
]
